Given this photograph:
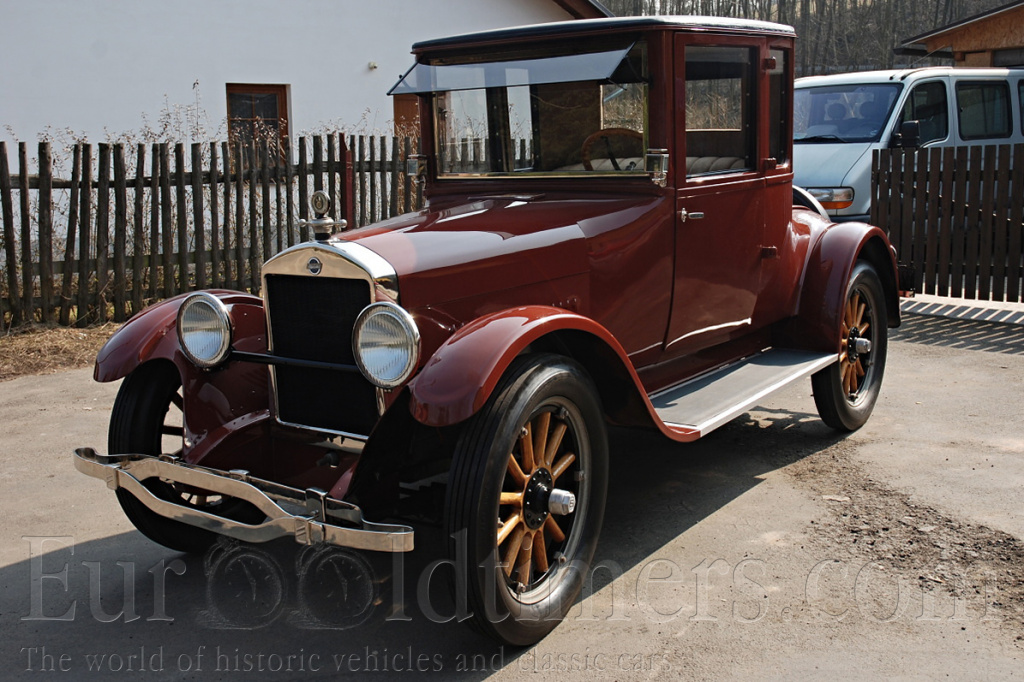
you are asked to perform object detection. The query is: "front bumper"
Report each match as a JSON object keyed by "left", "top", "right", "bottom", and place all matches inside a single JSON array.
[
  {"left": 73, "top": 448, "right": 413, "bottom": 552},
  {"left": 831, "top": 213, "right": 870, "bottom": 223}
]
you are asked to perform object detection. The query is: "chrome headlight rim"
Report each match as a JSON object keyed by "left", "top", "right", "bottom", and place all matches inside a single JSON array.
[
  {"left": 177, "top": 292, "right": 233, "bottom": 369},
  {"left": 352, "top": 302, "right": 420, "bottom": 390}
]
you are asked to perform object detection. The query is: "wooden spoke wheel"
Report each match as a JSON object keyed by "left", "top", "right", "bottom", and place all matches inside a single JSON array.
[
  {"left": 581, "top": 127, "right": 643, "bottom": 171},
  {"left": 840, "top": 289, "right": 871, "bottom": 399},
  {"left": 497, "top": 406, "right": 582, "bottom": 594},
  {"left": 812, "top": 261, "right": 888, "bottom": 431},
  {"left": 110, "top": 362, "right": 262, "bottom": 554},
  {"left": 446, "top": 354, "right": 608, "bottom": 646}
]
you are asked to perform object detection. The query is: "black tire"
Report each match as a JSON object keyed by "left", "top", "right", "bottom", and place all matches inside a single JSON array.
[
  {"left": 812, "top": 261, "right": 888, "bottom": 431},
  {"left": 110, "top": 362, "right": 258, "bottom": 553},
  {"left": 445, "top": 354, "right": 608, "bottom": 646}
]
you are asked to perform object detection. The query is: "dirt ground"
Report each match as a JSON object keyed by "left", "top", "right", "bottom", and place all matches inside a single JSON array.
[
  {"left": 1, "top": 312, "right": 1022, "bottom": 680},
  {"left": 0, "top": 324, "right": 116, "bottom": 382}
]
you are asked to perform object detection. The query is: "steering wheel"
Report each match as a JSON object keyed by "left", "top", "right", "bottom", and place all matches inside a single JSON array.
[{"left": 581, "top": 128, "right": 643, "bottom": 171}]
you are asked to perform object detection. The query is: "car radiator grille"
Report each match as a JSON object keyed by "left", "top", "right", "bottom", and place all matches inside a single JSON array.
[{"left": 265, "top": 274, "right": 379, "bottom": 437}]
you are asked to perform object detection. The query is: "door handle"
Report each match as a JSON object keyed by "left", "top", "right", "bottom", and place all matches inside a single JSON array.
[{"left": 679, "top": 208, "right": 705, "bottom": 222}]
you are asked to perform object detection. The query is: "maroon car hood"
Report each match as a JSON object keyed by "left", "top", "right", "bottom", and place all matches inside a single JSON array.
[{"left": 339, "top": 194, "right": 650, "bottom": 309}]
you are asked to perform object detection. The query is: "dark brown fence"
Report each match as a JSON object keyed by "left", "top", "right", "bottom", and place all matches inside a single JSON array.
[
  {"left": 0, "top": 134, "right": 424, "bottom": 328},
  {"left": 872, "top": 144, "right": 1024, "bottom": 302}
]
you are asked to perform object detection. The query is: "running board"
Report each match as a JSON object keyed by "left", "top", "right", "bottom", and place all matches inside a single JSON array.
[{"left": 651, "top": 349, "right": 836, "bottom": 439}]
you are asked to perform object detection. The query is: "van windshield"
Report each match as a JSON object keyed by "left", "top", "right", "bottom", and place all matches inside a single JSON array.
[{"left": 794, "top": 83, "right": 902, "bottom": 143}]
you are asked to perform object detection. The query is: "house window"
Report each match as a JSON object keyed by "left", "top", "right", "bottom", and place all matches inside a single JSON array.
[
  {"left": 993, "top": 48, "right": 1024, "bottom": 67},
  {"left": 226, "top": 84, "right": 289, "bottom": 151}
]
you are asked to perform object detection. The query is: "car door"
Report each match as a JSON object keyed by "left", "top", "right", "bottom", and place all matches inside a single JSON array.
[{"left": 667, "top": 36, "right": 765, "bottom": 355}]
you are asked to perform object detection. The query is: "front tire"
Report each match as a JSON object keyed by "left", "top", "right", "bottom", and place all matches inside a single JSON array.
[
  {"left": 445, "top": 354, "right": 608, "bottom": 646},
  {"left": 110, "top": 362, "right": 257, "bottom": 553},
  {"left": 812, "top": 261, "right": 888, "bottom": 431}
]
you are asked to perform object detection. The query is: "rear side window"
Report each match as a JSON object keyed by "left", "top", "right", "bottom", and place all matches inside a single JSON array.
[
  {"left": 684, "top": 45, "right": 757, "bottom": 175},
  {"left": 899, "top": 81, "right": 948, "bottom": 144},
  {"left": 768, "top": 48, "right": 789, "bottom": 165},
  {"left": 956, "top": 81, "right": 1011, "bottom": 139}
]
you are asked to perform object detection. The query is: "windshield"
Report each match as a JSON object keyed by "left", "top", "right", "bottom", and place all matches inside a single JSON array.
[
  {"left": 794, "top": 83, "right": 902, "bottom": 143},
  {"left": 415, "top": 42, "right": 648, "bottom": 177}
]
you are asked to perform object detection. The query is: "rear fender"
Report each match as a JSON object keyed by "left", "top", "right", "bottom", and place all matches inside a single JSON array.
[
  {"left": 407, "top": 306, "right": 651, "bottom": 428},
  {"left": 777, "top": 223, "right": 899, "bottom": 353}
]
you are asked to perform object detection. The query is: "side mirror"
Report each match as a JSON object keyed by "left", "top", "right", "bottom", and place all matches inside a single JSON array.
[
  {"left": 645, "top": 149, "right": 669, "bottom": 187},
  {"left": 892, "top": 120, "right": 921, "bottom": 149}
]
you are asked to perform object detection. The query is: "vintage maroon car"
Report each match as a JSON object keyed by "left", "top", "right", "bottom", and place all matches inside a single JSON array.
[{"left": 75, "top": 16, "right": 899, "bottom": 645}]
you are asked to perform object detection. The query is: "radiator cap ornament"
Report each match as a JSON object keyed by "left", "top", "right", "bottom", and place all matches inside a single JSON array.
[{"left": 299, "top": 190, "right": 347, "bottom": 241}]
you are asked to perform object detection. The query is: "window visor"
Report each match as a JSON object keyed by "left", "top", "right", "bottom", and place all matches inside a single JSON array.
[{"left": 388, "top": 45, "right": 635, "bottom": 95}]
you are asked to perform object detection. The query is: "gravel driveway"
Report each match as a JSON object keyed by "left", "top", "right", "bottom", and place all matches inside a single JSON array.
[{"left": 1, "top": 312, "right": 1022, "bottom": 680}]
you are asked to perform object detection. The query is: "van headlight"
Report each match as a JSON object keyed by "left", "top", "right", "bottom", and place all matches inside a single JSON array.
[
  {"left": 807, "top": 187, "right": 854, "bottom": 210},
  {"left": 352, "top": 303, "right": 420, "bottom": 389},
  {"left": 177, "top": 293, "right": 233, "bottom": 368}
]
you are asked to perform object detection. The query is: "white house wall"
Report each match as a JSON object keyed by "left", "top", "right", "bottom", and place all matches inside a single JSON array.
[{"left": 0, "top": 0, "right": 573, "bottom": 143}]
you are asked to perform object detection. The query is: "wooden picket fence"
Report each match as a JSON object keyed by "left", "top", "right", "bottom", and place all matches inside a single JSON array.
[
  {"left": 872, "top": 144, "right": 1024, "bottom": 302},
  {"left": 0, "top": 134, "right": 425, "bottom": 328}
]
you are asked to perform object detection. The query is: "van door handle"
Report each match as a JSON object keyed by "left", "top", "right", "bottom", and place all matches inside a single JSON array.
[{"left": 680, "top": 208, "right": 705, "bottom": 222}]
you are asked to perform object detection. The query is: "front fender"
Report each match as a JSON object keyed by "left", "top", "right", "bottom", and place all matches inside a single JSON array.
[
  {"left": 95, "top": 290, "right": 266, "bottom": 382},
  {"left": 777, "top": 222, "right": 899, "bottom": 353},
  {"left": 94, "top": 290, "right": 271, "bottom": 463},
  {"left": 407, "top": 306, "right": 639, "bottom": 427}
]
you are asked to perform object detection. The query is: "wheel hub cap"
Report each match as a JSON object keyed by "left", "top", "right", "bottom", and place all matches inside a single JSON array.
[
  {"left": 547, "top": 489, "right": 576, "bottom": 515},
  {"left": 522, "top": 469, "right": 552, "bottom": 530},
  {"left": 847, "top": 327, "right": 871, "bottom": 363}
]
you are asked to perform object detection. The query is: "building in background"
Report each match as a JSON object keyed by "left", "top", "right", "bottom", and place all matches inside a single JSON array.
[
  {"left": 0, "top": 0, "right": 610, "bottom": 147},
  {"left": 897, "top": 0, "right": 1024, "bottom": 66}
]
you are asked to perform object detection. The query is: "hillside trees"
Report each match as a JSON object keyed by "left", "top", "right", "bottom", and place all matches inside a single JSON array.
[{"left": 602, "top": 0, "right": 1007, "bottom": 73}]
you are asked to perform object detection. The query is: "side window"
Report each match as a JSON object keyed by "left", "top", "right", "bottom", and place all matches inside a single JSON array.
[
  {"left": 768, "top": 48, "right": 789, "bottom": 165},
  {"left": 955, "top": 81, "right": 1011, "bottom": 140},
  {"left": 684, "top": 45, "right": 756, "bottom": 176},
  {"left": 899, "top": 81, "right": 948, "bottom": 144},
  {"left": 1019, "top": 81, "right": 1024, "bottom": 135}
]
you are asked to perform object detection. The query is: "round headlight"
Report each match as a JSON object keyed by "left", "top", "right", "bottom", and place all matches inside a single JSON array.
[
  {"left": 177, "top": 293, "right": 233, "bottom": 368},
  {"left": 352, "top": 303, "right": 420, "bottom": 389}
]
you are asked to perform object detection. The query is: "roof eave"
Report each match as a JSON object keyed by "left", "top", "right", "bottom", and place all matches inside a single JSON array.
[
  {"left": 893, "top": 43, "right": 953, "bottom": 58},
  {"left": 898, "top": 0, "right": 1024, "bottom": 51}
]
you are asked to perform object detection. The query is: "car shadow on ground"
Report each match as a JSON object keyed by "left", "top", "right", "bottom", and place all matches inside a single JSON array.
[{"left": 3, "top": 410, "right": 844, "bottom": 680}]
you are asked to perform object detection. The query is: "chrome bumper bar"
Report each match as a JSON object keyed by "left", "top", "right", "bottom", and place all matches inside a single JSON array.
[{"left": 73, "top": 448, "right": 413, "bottom": 552}]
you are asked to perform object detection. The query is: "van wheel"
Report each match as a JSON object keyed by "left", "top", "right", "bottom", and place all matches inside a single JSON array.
[{"left": 445, "top": 354, "right": 608, "bottom": 645}]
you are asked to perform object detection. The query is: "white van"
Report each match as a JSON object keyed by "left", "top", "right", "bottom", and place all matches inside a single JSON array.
[{"left": 793, "top": 67, "right": 1024, "bottom": 222}]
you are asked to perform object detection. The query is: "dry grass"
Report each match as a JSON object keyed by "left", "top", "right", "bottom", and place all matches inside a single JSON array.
[{"left": 0, "top": 323, "right": 119, "bottom": 382}]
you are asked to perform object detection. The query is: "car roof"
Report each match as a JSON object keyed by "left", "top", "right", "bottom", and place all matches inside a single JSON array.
[
  {"left": 413, "top": 15, "right": 795, "bottom": 52},
  {"left": 796, "top": 66, "right": 1024, "bottom": 88}
]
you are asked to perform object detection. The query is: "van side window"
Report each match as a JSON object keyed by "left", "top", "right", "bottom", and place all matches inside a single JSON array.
[
  {"left": 899, "top": 81, "right": 948, "bottom": 144},
  {"left": 1019, "top": 81, "right": 1024, "bottom": 134},
  {"left": 956, "top": 81, "right": 1012, "bottom": 140},
  {"left": 684, "top": 45, "right": 756, "bottom": 176}
]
